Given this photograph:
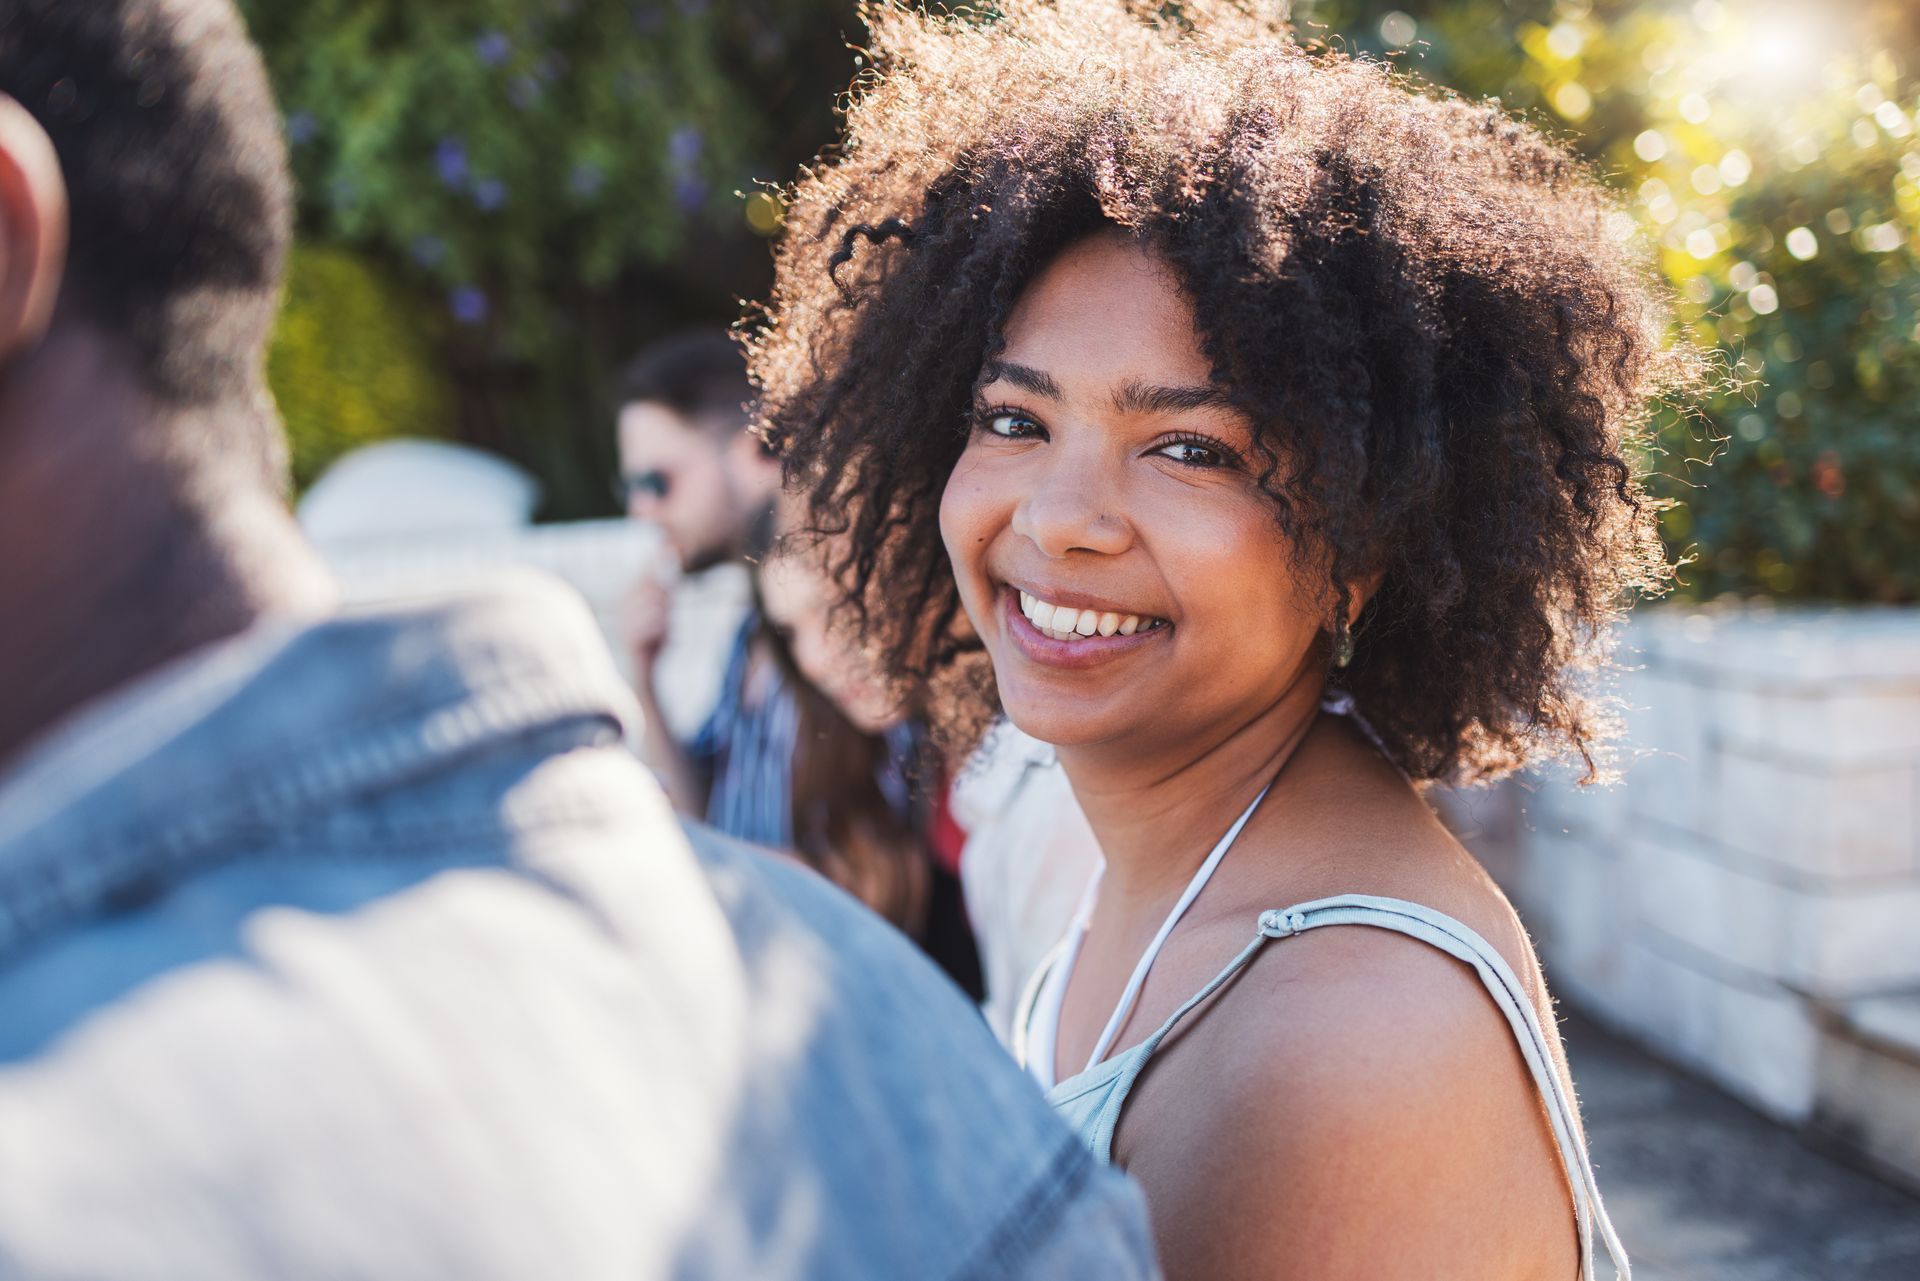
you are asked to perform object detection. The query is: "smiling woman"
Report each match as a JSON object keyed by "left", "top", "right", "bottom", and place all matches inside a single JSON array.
[
  {"left": 749, "top": 2, "right": 1696, "bottom": 1278},
  {"left": 753, "top": 0, "right": 1698, "bottom": 784}
]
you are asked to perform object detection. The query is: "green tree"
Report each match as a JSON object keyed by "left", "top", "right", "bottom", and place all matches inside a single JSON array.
[
  {"left": 240, "top": 0, "right": 860, "bottom": 514},
  {"left": 1297, "top": 0, "right": 1920, "bottom": 601}
]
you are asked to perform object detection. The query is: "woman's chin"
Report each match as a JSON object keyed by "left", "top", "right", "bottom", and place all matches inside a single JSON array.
[{"left": 998, "top": 693, "right": 1130, "bottom": 754}]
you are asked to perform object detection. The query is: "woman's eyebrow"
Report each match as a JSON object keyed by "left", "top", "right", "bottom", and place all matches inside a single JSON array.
[
  {"left": 1112, "top": 378, "right": 1236, "bottom": 416},
  {"left": 979, "top": 360, "right": 1062, "bottom": 399}
]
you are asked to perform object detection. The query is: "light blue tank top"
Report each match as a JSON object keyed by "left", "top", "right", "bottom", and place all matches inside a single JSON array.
[{"left": 1012, "top": 769, "right": 1632, "bottom": 1280}]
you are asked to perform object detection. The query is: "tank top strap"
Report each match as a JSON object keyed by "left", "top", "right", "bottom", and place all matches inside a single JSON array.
[
  {"left": 1111, "top": 931, "right": 1270, "bottom": 1084},
  {"left": 1049, "top": 930, "right": 1274, "bottom": 1163},
  {"left": 1259, "top": 894, "right": 1630, "bottom": 1281}
]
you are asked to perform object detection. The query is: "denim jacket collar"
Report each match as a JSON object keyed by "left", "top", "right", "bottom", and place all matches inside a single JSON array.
[{"left": 0, "top": 574, "right": 638, "bottom": 960}]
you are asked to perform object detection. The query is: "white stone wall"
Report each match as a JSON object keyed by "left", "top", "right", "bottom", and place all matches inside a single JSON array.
[
  {"left": 1491, "top": 605, "right": 1920, "bottom": 1146},
  {"left": 315, "top": 518, "right": 749, "bottom": 740}
]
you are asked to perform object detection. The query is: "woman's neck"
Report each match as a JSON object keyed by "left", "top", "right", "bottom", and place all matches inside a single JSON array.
[{"left": 1055, "top": 671, "right": 1327, "bottom": 914}]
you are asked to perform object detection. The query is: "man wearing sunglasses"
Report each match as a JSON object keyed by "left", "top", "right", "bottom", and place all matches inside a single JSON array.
[
  {"left": 613, "top": 332, "right": 790, "bottom": 827},
  {"left": 614, "top": 331, "right": 780, "bottom": 577}
]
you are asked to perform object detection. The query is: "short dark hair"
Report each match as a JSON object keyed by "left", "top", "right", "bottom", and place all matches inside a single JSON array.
[
  {"left": 615, "top": 331, "right": 752, "bottom": 433},
  {"left": 753, "top": 0, "right": 1701, "bottom": 785},
  {"left": 0, "top": 0, "right": 291, "bottom": 410}
]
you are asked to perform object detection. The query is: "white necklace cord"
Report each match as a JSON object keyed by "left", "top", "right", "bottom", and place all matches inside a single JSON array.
[{"left": 1081, "top": 777, "right": 1275, "bottom": 1071}]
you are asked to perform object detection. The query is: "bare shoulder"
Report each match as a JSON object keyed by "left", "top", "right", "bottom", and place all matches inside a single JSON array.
[{"left": 1120, "top": 915, "right": 1580, "bottom": 1281}]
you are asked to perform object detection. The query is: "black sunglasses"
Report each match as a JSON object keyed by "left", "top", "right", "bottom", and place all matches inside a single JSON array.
[{"left": 614, "top": 469, "right": 671, "bottom": 503}]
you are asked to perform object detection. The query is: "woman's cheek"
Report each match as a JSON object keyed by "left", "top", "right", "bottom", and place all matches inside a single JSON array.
[
  {"left": 1179, "top": 507, "right": 1307, "bottom": 655},
  {"left": 938, "top": 452, "right": 997, "bottom": 582}
]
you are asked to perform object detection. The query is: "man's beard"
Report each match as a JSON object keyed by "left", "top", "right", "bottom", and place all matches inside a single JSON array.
[
  {"left": 675, "top": 495, "right": 775, "bottom": 575},
  {"left": 680, "top": 541, "right": 735, "bottom": 575}
]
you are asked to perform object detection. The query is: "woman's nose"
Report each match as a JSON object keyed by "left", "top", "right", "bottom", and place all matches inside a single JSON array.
[{"left": 1011, "top": 454, "right": 1134, "bottom": 559}]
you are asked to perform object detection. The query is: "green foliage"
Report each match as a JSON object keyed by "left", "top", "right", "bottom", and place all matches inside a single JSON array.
[
  {"left": 238, "top": 0, "right": 858, "bottom": 515},
  {"left": 1297, "top": 0, "right": 1920, "bottom": 602},
  {"left": 1658, "top": 71, "right": 1920, "bottom": 602},
  {"left": 268, "top": 243, "right": 455, "bottom": 492}
]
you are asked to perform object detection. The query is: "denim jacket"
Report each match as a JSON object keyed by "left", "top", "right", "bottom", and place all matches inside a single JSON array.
[{"left": 0, "top": 575, "right": 1156, "bottom": 1280}]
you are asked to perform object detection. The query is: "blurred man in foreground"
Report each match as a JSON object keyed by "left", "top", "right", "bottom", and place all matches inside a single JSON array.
[{"left": 0, "top": 3, "right": 1156, "bottom": 1278}]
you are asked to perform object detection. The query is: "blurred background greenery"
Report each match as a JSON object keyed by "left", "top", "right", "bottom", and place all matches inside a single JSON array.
[
  {"left": 248, "top": 0, "right": 1918, "bottom": 603},
  {"left": 238, "top": 0, "right": 858, "bottom": 500}
]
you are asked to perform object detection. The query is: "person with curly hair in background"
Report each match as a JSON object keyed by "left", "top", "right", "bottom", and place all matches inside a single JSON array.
[{"left": 753, "top": 2, "right": 1700, "bottom": 1277}]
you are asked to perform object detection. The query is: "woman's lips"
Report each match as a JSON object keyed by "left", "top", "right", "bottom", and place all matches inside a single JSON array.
[{"left": 1000, "top": 585, "right": 1170, "bottom": 670}]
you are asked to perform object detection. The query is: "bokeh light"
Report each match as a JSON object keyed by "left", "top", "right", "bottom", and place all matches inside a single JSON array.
[{"left": 1379, "top": 11, "right": 1417, "bottom": 47}]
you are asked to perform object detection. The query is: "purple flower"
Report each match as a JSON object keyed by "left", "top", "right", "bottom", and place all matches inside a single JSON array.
[
  {"left": 410, "top": 235, "right": 447, "bottom": 268},
  {"left": 673, "top": 174, "right": 707, "bottom": 214},
  {"left": 435, "top": 137, "right": 468, "bottom": 186},
  {"left": 474, "top": 30, "right": 511, "bottom": 67},
  {"left": 285, "top": 111, "right": 317, "bottom": 145},
  {"left": 569, "top": 162, "right": 605, "bottom": 198},
  {"left": 667, "top": 125, "right": 702, "bottom": 169},
  {"left": 449, "top": 287, "right": 489, "bottom": 326},
  {"left": 472, "top": 178, "right": 507, "bottom": 212}
]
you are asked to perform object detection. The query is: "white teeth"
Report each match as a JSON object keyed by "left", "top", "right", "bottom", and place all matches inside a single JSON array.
[{"left": 1018, "top": 590, "right": 1164, "bottom": 641}]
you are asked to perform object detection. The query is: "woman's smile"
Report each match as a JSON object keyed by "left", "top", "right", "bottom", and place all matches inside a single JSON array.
[
  {"left": 1013, "top": 586, "right": 1167, "bottom": 640},
  {"left": 1000, "top": 584, "right": 1170, "bottom": 670}
]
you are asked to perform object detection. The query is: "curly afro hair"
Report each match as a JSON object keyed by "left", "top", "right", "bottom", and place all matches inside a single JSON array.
[{"left": 749, "top": 0, "right": 1698, "bottom": 786}]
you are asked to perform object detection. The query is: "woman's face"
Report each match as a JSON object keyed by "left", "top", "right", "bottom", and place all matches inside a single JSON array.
[
  {"left": 939, "top": 231, "right": 1328, "bottom": 753},
  {"left": 760, "top": 551, "right": 904, "bottom": 735}
]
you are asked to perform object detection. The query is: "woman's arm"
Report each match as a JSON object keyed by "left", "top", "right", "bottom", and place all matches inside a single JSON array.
[
  {"left": 619, "top": 575, "right": 708, "bottom": 816},
  {"left": 1122, "top": 926, "right": 1580, "bottom": 1281},
  {"left": 634, "top": 678, "right": 707, "bottom": 817}
]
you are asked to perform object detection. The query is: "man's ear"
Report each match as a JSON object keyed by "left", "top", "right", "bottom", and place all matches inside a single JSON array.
[{"left": 0, "top": 95, "right": 68, "bottom": 365}]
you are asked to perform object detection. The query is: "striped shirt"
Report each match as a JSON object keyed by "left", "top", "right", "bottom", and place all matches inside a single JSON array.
[
  {"left": 689, "top": 614, "right": 801, "bottom": 850},
  {"left": 687, "top": 613, "right": 921, "bottom": 854}
]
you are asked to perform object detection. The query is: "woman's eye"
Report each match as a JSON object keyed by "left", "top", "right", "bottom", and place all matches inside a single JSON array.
[
  {"left": 980, "top": 410, "right": 1043, "bottom": 439},
  {"left": 1155, "top": 439, "right": 1233, "bottom": 468}
]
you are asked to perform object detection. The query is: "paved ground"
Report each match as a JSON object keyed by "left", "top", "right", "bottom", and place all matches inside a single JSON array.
[{"left": 1566, "top": 1014, "right": 1920, "bottom": 1280}]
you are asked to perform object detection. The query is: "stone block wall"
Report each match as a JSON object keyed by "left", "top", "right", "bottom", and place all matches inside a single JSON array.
[
  {"left": 316, "top": 518, "right": 749, "bottom": 739},
  {"left": 1469, "top": 605, "right": 1920, "bottom": 1185}
]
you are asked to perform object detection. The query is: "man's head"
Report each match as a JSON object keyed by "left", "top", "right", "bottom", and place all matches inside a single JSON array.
[
  {"left": 615, "top": 331, "right": 779, "bottom": 573},
  {"left": 0, "top": 0, "right": 292, "bottom": 481},
  {"left": 0, "top": 0, "right": 321, "bottom": 767}
]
